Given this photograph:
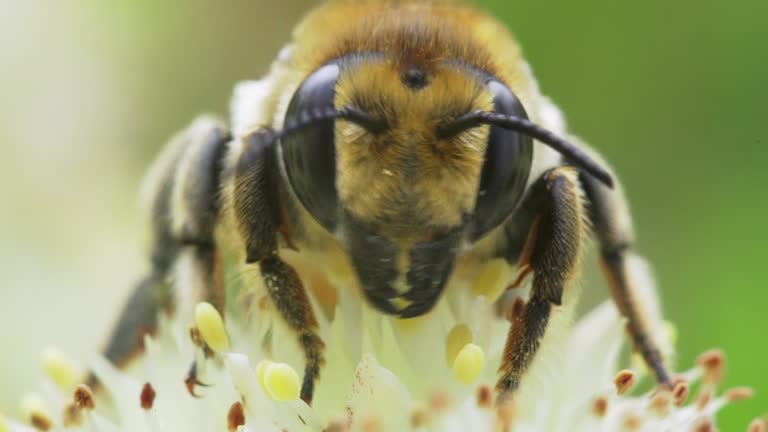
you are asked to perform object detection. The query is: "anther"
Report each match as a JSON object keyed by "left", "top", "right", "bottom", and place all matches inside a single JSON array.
[
  {"left": 591, "top": 396, "right": 608, "bottom": 418},
  {"left": 697, "top": 349, "right": 725, "bottom": 384},
  {"left": 227, "top": 401, "right": 245, "bottom": 432},
  {"left": 673, "top": 381, "right": 690, "bottom": 407},
  {"left": 452, "top": 343, "right": 485, "bottom": 385},
  {"left": 21, "top": 394, "right": 52, "bottom": 431},
  {"left": 324, "top": 417, "right": 350, "bottom": 432},
  {"left": 194, "top": 302, "right": 230, "bottom": 352},
  {"left": 257, "top": 361, "right": 300, "bottom": 401},
  {"left": 749, "top": 418, "right": 767, "bottom": 432},
  {"left": 141, "top": 383, "right": 156, "bottom": 410},
  {"left": 445, "top": 324, "right": 473, "bottom": 367},
  {"left": 614, "top": 370, "right": 636, "bottom": 395},
  {"left": 724, "top": 386, "right": 754, "bottom": 402},
  {"left": 360, "top": 416, "right": 381, "bottom": 432},
  {"left": 622, "top": 412, "right": 642, "bottom": 430},
  {"left": 648, "top": 391, "right": 671, "bottom": 417},
  {"left": 73, "top": 385, "right": 95, "bottom": 411},
  {"left": 476, "top": 384, "right": 493, "bottom": 409},
  {"left": 410, "top": 404, "right": 431, "bottom": 428},
  {"left": 41, "top": 348, "right": 79, "bottom": 390},
  {"left": 429, "top": 390, "right": 451, "bottom": 413},
  {"left": 690, "top": 417, "right": 716, "bottom": 432}
]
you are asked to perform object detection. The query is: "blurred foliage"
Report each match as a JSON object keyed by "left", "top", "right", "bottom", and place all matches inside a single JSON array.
[{"left": 0, "top": 0, "right": 765, "bottom": 429}]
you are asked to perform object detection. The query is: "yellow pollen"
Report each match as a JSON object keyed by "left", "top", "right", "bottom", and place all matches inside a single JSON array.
[
  {"left": 471, "top": 259, "right": 513, "bottom": 303},
  {"left": 259, "top": 362, "right": 301, "bottom": 401},
  {"left": 194, "top": 302, "right": 230, "bottom": 352},
  {"left": 41, "top": 348, "right": 79, "bottom": 390},
  {"left": 445, "top": 324, "right": 473, "bottom": 367},
  {"left": 452, "top": 343, "right": 485, "bottom": 385}
]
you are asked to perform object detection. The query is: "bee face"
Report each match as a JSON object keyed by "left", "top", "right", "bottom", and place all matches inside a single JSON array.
[{"left": 280, "top": 55, "right": 533, "bottom": 243}]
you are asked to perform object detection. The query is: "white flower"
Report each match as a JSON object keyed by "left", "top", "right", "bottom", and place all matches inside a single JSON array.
[{"left": 2, "top": 281, "right": 759, "bottom": 432}]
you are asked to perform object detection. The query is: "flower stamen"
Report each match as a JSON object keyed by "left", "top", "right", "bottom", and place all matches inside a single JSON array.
[
  {"left": 452, "top": 343, "right": 485, "bottom": 385},
  {"left": 614, "top": 370, "right": 636, "bottom": 395},
  {"left": 195, "top": 302, "right": 230, "bottom": 352}
]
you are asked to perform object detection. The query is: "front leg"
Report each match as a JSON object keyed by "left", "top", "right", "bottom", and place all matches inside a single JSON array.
[
  {"left": 233, "top": 129, "right": 325, "bottom": 404},
  {"left": 497, "top": 167, "right": 586, "bottom": 400}
]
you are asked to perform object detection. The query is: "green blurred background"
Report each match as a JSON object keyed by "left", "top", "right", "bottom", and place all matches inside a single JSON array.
[{"left": 1, "top": 0, "right": 765, "bottom": 429}]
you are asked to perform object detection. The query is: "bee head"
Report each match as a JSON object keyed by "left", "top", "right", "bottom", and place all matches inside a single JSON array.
[
  {"left": 280, "top": 54, "right": 547, "bottom": 243},
  {"left": 275, "top": 53, "right": 612, "bottom": 316}
]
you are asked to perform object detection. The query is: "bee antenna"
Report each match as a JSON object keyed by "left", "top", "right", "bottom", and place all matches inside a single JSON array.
[
  {"left": 263, "top": 106, "right": 387, "bottom": 145},
  {"left": 438, "top": 111, "right": 614, "bottom": 188}
]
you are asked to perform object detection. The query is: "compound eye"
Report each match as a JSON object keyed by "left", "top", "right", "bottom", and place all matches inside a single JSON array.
[
  {"left": 469, "top": 80, "right": 534, "bottom": 241},
  {"left": 280, "top": 62, "right": 342, "bottom": 231}
]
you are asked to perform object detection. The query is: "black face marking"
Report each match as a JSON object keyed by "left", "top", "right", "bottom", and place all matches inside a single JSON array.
[
  {"left": 343, "top": 212, "right": 460, "bottom": 317},
  {"left": 402, "top": 68, "right": 429, "bottom": 90}
]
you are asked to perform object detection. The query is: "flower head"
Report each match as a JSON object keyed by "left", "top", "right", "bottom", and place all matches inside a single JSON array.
[{"left": 3, "top": 282, "right": 758, "bottom": 431}]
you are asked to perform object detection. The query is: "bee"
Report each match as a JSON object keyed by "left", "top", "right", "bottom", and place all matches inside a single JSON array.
[{"left": 100, "top": 0, "right": 672, "bottom": 404}]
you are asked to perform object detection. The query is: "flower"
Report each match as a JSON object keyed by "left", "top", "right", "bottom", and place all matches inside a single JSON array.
[{"left": 2, "top": 275, "right": 759, "bottom": 432}]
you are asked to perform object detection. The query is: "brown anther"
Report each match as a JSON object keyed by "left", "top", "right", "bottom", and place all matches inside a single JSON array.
[
  {"left": 410, "top": 405, "right": 430, "bottom": 428},
  {"left": 73, "top": 384, "right": 95, "bottom": 410},
  {"left": 476, "top": 384, "right": 493, "bottom": 409},
  {"left": 697, "top": 349, "right": 725, "bottom": 384},
  {"left": 622, "top": 412, "right": 642, "bottom": 430},
  {"left": 748, "top": 418, "right": 767, "bottom": 432},
  {"left": 690, "top": 416, "right": 716, "bottom": 432},
  {"left": 29, "top": 412, "right": 53, "bottom": 431},
  {"left": 227, "top": 401, "right": 245, "bottom": 432},
  {"left": 359, "top": 416, "right": 381, "bottom": 432},
  {"left": 673, "top": 381, "right": 690, "bottom": 407},
  {"left": 140, "top": 382, "right": 156, "bottom": 410},
  {"left": 324, "top": 417, "right": 350, "bottom": 432},
  {"left": 62, "top": 402, "right": 83, "bottom": 427},
  {"left": 614, "top": 369, "right": 636, "bottom": 395},
  {"left": 649, "top": 391, "right": 671, "bottom": 417},
  {"left": 724, "top": 386, "right": 754, "bottom": 402},
  {"left": 591, "top": 396, "right": 608, "bottom": 418},
  {"left": 695, "top": 385, "right": 714, "bottom": 410},
  {"left": 428, "top": 390, "right": 451, "bottom": 413}
]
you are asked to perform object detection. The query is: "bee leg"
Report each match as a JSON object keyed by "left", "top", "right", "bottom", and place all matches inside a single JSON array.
[
  {"left": 234, "top": 129, "right": 325, "bottom": 404},
  {"left": 579, "top": 170, "right": 672, "bottom": 387},
  {"left": 96, "top": 117, "right": 229, "bottom": 387},
  {"left": 496, "top": 167, "right": 586, "bottom": 401}
]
